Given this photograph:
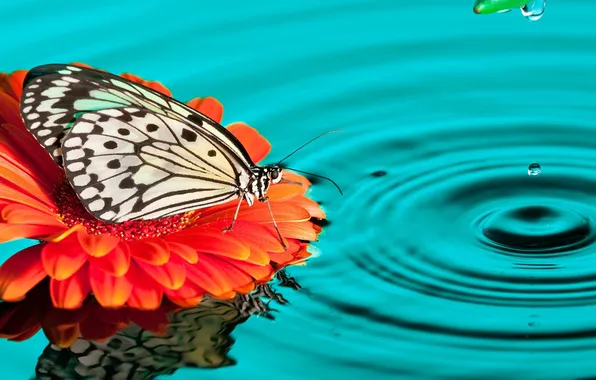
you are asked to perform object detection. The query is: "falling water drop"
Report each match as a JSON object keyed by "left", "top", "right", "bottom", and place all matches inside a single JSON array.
[
  {"left": 528, "top": 163, "right": 541, "bottom": 176},
  {"left": 521, "top": 0, "right": 546, "bottom": 21}
]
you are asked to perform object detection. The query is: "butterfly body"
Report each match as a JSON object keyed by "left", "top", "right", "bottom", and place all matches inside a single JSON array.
[{"left": 19, "top": 64, "right": 283, "bottom": 230}]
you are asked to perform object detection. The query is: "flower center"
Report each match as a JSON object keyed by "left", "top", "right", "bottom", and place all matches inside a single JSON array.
[{"left": 54, "top": 179, "right": 196, "bottom": 241}]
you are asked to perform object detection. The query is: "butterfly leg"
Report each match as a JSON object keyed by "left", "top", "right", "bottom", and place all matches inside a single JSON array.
[
  {"left": 222, "top": 196, "right": 243, "bottom": 233},
  {"left": 263, "top": 197, "right": 288, "bottom": 250}
]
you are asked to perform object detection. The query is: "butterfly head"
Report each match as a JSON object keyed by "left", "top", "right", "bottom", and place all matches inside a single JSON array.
[
  {"left": 268, "top": 165, "right": 283, "bottom": 185},
  {"left": 249, "top": 165, "right": 283, "bottom": 202}
]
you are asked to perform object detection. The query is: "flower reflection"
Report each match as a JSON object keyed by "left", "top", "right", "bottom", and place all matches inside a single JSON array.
[{"left": 0, "top": 271, "right": 299, "bottom": 379}]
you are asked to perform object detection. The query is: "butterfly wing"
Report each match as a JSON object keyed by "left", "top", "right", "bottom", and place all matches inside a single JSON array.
[
  {"left": 62, "top": 107, "right": 251, "bottom": 223},
  {"left": 20, "top": 64, "right": 254, "bottom": 168}
]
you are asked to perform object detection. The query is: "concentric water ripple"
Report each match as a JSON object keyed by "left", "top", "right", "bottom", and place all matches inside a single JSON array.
[{"left": 215, "top": 3, "right": 596, "bottom": 378}]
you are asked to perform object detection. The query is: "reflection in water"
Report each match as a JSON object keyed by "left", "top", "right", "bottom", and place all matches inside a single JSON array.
[{"left": 0, "top": 271, "right": 298, "bottom": 379}]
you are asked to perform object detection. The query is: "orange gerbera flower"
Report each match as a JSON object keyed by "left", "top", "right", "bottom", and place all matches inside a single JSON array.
[{"left": 0, "top": 63, "right": 325, "bottom": 310}]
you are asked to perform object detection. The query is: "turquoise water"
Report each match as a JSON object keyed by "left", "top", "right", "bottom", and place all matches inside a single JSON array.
[{"left": 3, "top": 0, "right": 596, "bottom": 378}]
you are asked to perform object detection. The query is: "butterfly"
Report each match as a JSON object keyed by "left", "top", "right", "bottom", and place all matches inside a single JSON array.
[{"left": 19, "top": 64, "right": 344, "bottom": 250}]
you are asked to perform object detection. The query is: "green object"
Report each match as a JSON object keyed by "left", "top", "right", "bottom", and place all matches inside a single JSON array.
[{"left": 473, "top": 0, "right": 530, "bottom": 14}]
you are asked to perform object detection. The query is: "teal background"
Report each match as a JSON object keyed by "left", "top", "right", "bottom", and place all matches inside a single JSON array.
[{"left": 3, "top": 0, "right": 596, "bottom": 378}]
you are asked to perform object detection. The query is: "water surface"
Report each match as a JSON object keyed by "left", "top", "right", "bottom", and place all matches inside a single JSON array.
[{"left": 2, "top": 1, "right": 596, "bottom": 378}]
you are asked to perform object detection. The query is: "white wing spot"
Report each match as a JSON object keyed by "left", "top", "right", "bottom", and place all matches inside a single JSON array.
[
  {"left": 57, "top": 69, "right": 72, "bottom": 75},
  {"left": 67, "top": 162, "right": 85, "bottom": 172},
  {"left": 23, "top": 98, "right": 34, "bottom": 104},
  {"left": 44, "top": 137, "right": 58, "bottom": 146},
  {"left": 25, "top": 92, "right": 34, "bottom": 97},
  {"left": 66, "top": 149, "right": 85, "bottom": 160},
  {"left": 100, "top": 211, "right": 117, "bottom": 220},
  {"left": 64, "top": 137, "right": 83, "bottom": 148},
  {"left": 81, "top": 113, "right": 100, "bottom": 121},
  {"left": 51, "top": 80, "right": 70, "bottom": 86},
  {"left": 37, "top": 99, "right": 67, "bottom": 113},
  {"left": 41, "top": 87, "right": 69, "bottom": 98},
  {"left": 88, "top": 199, "right": 106, "bottom": 212},
  {"left": 99, "top": 109, "right": 123, "bottom": 117},
  {"left": 22, "top": 106, "right": 32, "bottom": 113},
  {"left": 73, "top": 174, "right": 91, "bottom": 186},
  {"left": 62, "top": 76, "right": 80, "bottom": 83},
  {"left": 37, "top": 129, "right": 52, "bottom": 137},
  {"left": 30, "top": 122, "right": 41, "bottom": 130},
  {"left": 29, "top": 84, "right": 39, "bottom": 89},
  {"left": 67, "top": 66, "right": 82, "bottom": 72},
  {"left": 71, "top": 122, "right": 95, "bottom": 134},
  {"left": 26, "top": 113, "right": 39, "bottom": 120}
]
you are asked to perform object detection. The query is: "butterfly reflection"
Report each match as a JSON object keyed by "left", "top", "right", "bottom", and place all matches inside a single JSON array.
[{"left": 0, "top": 272, "right": 299, "bottom": 380}]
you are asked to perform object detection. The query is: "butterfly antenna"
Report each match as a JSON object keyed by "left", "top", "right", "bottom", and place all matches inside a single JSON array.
[
  {"left": 276, "top": 130, "right": 342, "bottom": 165},
  {"left": 283, "top": 168, "right": 343, "bottom": 195}
]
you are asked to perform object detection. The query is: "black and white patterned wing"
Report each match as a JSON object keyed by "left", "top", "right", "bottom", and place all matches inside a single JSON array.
[
  {"left": 62, "top": 107, "right": 250, "bottom": 223},
  {"left": 20, "top": 64, "right": 254, "bottom": 168}
]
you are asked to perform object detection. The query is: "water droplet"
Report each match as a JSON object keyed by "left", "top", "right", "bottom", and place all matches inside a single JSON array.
[
  {"left": 528, "top": 163, "right": 541, "bottom": 176},
  {"left": 521, "top": 0, "right": 546, "bottom": 21}
]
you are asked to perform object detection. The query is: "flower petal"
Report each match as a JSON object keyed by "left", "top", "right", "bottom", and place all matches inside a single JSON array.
[
  {"left": 163, "top": 280, "right": 204, "bottom": 307},
  {"left": 0, "top": 244, "right": 47, "bottom": 301},
  {"left": 77, "top": 231, "right": 120, "bottom": 258},
  {"left": 238, "top": 202, "right": 311, "bottom": 223},
  {"left": 50, "top": 265, "right": 91, "bottom": 309},
  {"left": 169, "top": 232, "right": 250, "bottom": 261},
  {"left": 192, "top": 254, "right": 254, "bottom": 296},
  {"left": 199, "top": 220, "right": 285, "bottom": 253},
  {"left": 0, "top": 223, "right": 65, "bottom": 244},
  {"left": 10, "top": 325, "right": 41, "bottom": 342},
  {"left": 0, "top": 183, "right": 56, "bottom": 214},
  {"left": 44, "top": 224, "right": 86, "bottom": 243},
  {"left": 42, "top": 323, "right": 80, "bottom": 348},
  {"left": 88, "top": 244, "right": 130, "bottom": 276},
  {"left": 267, "top": 183, "right": 306, "bottom": 201},
  {"left": 1, "top": 204, "right": 63, "bottom": 227},
  {"left": 42, "top": 239, "right": 88, "bottom": 280},
  {"left": 268, "top": 248, "right": 299, "bottom": 265},
  {"left": 128, "top": 239, "right": 170, "bottom": 265},
  {"left": 0, "top": 124, "right": 63, "bottom": 188},
  {"left": 226, "top": 258, "right": 274, "bottom": 283},
  {"left": 168, "top": 242, "right": 198, "bottom": 264},
  {"left": 271, "top": 241, "right": 311, "bottom": 267},
  {"left": 227, "top": 122, "right": 271, "bottom": 163},
  {"left": 277, "top": 221, "right": 320, "bottom": 241},
  {"left": 0, "top": 295, "right": 43, "bottom": 338},
  {"left": 0, "top": 70, "right": 26, "bottom": 100},
  {"left": 291, "top": 196, "right": 326, "bottom": 219},
  {"left": 40, "top": 305, "right": 88, "bottom": 347},
  {"left": 126, "top": 263, "right": 163, "bottom": 310},
  {"left": 185, "top": 263, "right": 226, "bottom": 296},
  {"left": 187, "top": 97, "right": 223, "bottom": 123},
  {"left": 0, "top": 93, "right": 22, "bottom": 127},
  {"left": 244, "top": 243, "right": 270, "bottom": 266},
  {"left": 89, "top": 265, "right": 133, "bottom": 308},
  {"left": 136, "top": 258, "right": 186, "bottom": 290}
]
